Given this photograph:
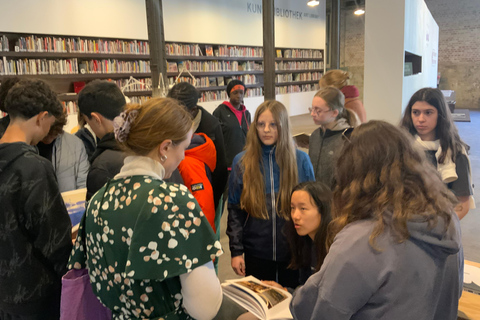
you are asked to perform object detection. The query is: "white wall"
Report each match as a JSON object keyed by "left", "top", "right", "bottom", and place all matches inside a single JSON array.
[
  {"left": 364, "top": 0, "right": 406, "bottom": 124},
  {"left": 364, "top": 0, "right": 438, "bottom": 124},
  {"left": 402, "top": 0, "right": 439, "bottom": 110},
  {"left": 0, "top": 0, "right": 148, "bottom": 39}
]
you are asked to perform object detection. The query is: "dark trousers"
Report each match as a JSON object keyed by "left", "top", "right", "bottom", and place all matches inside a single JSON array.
[{"left": 245, "top": 253, "right": 299, "bottom": 289}]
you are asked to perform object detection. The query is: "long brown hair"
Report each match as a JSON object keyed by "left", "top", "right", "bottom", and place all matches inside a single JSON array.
[
  {"left": 240, "top": 100, "right": 298, "bottom": 219},
  {"left": 328, "top": 121, "right": 456, "bottom": 250},
  {"left": 400, "top": 87, "right": 467, "bottom": 164}
]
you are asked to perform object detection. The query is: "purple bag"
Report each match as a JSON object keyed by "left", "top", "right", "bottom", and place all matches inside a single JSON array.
[{"left": 60, "top": 268, "right": 112, "bottom": 320}]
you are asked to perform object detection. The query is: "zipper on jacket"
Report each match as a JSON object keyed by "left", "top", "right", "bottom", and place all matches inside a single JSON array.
[
  {"left": 269, "top": 147, "right": 276, "bottom": 262},
  {"left": 315, "top": 129, "right": 326, "bottom": 176}
]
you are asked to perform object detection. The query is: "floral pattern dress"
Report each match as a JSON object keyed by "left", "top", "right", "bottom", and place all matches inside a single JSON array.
[{"left": 68, "top": 176, "right": 223, "bottom": 320}]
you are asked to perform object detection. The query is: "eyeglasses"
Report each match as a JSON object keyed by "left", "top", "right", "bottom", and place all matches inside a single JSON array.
[{"left": 308, "top": 107, "right": 332, "bottom": 115}]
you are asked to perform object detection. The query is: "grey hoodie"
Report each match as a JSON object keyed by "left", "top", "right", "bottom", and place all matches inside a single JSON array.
[{"left": 290, "top": 213, "right": 463, "bottom": 320}]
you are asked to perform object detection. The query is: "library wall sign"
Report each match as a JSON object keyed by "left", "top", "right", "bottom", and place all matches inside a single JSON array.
[{"left": 246, "top": 2, "right": 322, "bottom": 20}]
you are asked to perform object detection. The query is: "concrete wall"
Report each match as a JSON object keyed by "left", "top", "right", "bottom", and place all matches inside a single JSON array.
[
  {"left": 340, "top": 0, "right": 480, "bottom": 110},
  {"left": 425, "top": 0, "right": 480, "bottom": 109}
]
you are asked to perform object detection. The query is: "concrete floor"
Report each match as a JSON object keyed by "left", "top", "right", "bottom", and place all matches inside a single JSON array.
[{"left": 213, "top": 112, "right": 480, "bottom": 319}]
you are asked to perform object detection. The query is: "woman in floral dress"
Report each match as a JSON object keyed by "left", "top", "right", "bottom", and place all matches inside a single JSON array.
[{"left": 69, "top": 98, "right": 223, "bottom": 320}]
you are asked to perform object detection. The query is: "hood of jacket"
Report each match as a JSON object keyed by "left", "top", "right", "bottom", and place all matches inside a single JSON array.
[
  {"left": 406, "top": 213, "right": 461, "bottom": 259},
  {"left": 185, "top": 132, "right": 217, "bottom": 172},
  {"left": 89, "top": 132, "right": 121, "bottom": 163},
  {"left": 0, "top": 142, "right": 37, "bottom": 173}
]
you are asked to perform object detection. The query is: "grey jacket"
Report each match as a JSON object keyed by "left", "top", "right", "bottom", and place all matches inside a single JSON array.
[
  {"left": 53, "top": 132, "right": 89, "bottom": 193},
  {"left": 308, "top": 121, "right": 352, "bottom": 188},
  {"left": 290, "top": 213, "right": 463, "bottom": 320}
]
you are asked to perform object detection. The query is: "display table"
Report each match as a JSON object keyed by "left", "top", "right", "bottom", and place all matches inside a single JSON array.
[{"left": 458, "top": 260, "right": 480, "bottom": 320}]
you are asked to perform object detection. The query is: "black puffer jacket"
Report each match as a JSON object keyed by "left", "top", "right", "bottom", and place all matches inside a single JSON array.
[
  {"left": 87, "top": 132, "right": 126, "bottom": 200},
  {"left": 0, "top": 142, "right": 72, "bottom": 316}
]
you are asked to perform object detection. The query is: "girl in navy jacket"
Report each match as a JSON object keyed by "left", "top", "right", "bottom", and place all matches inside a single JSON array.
[{"left": 227, "top": 100, "right": 314, "bottom": 288}]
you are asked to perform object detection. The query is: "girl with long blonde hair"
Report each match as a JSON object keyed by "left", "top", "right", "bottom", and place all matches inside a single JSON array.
[
  {"left": 227, "top": 100, "right": 314, "bottom": 288},
  {"left": 291, "top": 121, "right": 463, "bottom": 320}
]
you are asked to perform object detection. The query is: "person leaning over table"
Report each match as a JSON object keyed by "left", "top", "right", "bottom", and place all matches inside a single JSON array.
[
  {"left": 0, "top": 79, "right": 72, "bottom": 320},
  {"left": 68, "top": 97, "right": 223, "bottom": 320},
  {"left": 291, "top": 121, "right": 463, "bottom": 320}
]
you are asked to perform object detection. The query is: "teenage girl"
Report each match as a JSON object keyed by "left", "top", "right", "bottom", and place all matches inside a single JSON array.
[
  {"left": 400, "top": 87, "right": 474, "bottom": 219},
  {"left": 227, "top": 100, "right": 315, "bottom": 288}
]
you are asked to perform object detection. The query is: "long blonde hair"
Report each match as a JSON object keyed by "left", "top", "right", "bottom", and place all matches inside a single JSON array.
[{"left": 240, "top": 100, "right": 298, "bottom": 219}]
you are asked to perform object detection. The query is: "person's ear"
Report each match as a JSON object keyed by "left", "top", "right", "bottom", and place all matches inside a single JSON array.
[
  {"left": 36, "top": 111, "right": 49, "bottom": 125},
  {"left": 158, "top": 139, "right": 173, "bottom": 157},
  {"left": 90, "top": 112, "right": 102, "bottom": 125},
  {"left": 332, "top": 109, "right": 340, "bottom": 118}
]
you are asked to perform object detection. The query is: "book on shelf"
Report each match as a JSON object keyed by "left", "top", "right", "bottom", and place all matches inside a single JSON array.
[
  {"left": 217, "top": 76, "right": 225, "bottom": 86},
  {"left": 276, "top": 49, "right": 282, "bottom": 58},
  {"left": 222, "top": 276, "right": 293, "bottom": 320},
  {"left": 205, "top": 45, "right": 214, "bottom": 57},
  {"left": 208, "top": 77, "right": 217, "bottom": 87},
  {"left": 61, "top": 188, "right": 87, "bottom": 237},
  {"left": 293, "top": 132, "right": 310, "bottom": 149}
]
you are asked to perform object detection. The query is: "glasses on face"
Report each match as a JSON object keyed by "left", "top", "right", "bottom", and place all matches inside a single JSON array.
[{"left": 308, "top": 107, "right": 332, "bottom": 115}]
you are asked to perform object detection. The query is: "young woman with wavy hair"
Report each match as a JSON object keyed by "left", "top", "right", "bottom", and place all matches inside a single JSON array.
[
  {"left": 401, "top": 87, "right": 473, "bottom": 219},
  {"left": 291, "top": 121, "right": 463, "bottom": 320},
  {"left": 227, "top": 100, "right": 314, "bottom": 288}
]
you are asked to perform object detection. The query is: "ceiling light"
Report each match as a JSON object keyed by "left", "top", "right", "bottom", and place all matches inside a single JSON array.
[
  {"left": 307, "top": 0, "right": 320, "bottom": 7},
  {"left": 354, "top": 8, "right": 365, "bottom": 15}
]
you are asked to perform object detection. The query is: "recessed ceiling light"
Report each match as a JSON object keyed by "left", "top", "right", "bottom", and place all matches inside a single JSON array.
[
  {"left": 354, "top": 8, "right": 365, "bottom": 15},
  {"left": 307, "top": 0, "right": 320, "bottom": 7}
]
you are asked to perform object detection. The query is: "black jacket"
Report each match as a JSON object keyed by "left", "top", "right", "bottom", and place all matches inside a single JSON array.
[
  {"left": 196, "top": 106, "right": 228, "bottom": 207},
  {"left": 87, "top": 132, "right": 126, "bottom": 200},
  {"left": 0, "top": 142, "right": 72, "bottom": 316},
  {"left": 0, "top": 116, "right": 9, "bottom": 138},
  {"left": 75, "top": 127, "right": 97, "bottom": 161},
  {"left": 213, "top": 103, "right": 251, "bottom": 169}
]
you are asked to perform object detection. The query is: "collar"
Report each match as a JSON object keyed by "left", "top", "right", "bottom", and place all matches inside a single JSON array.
[
  {"left": 223, "top": 101, "right": 246, "bottom": 113},
  {"left": 323, "top": 118, "right": 350, "bottom": 132},
  {"left": 114, "top": 155, "right": 165, "bottom": 180},
  {"left": 262, "top": 143, "right": 276, "bottom": 155}
]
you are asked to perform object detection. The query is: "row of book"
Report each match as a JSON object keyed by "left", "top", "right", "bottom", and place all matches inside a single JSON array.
[
  {"left": 166, "top": 43, "right": 264, "bottom": 58},
  {"left": 276, "top": 72, "right": 322, "bottom": 83},
  {"left": 276, "top": 83, "right": 320, "bottom": 94},
  {"left": 168, "top": 60, "right": 263, "bottom": 73},
  {"left": 281, "top": 49, "right": 323, "bottom": 59},
  {"left": 275, "top": 61, "right": 323, "bottom": 71},
  {"left": 1, "top": 57, "right": 78, "bottom": 75},
  {"left": 79, "top": 59, "right": 150, "bottom": 74},
  {"left": 0, "top": 35, "right": 149, "bottom": 54},
  {"left": 128, "top": 96, "right": 151, "bottom": 104},
  {"left": 115, "top": 78, "right": 152, "bottom": 92},
  {"left": 62, "top": 101, "right": 78, "bottom": 115},
  {"left": 0, "top": 57, "right": 150, "bottom": 75}
]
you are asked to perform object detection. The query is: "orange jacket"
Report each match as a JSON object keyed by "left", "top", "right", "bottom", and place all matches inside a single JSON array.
[{"left": 178, "top": 133, "right": 217, "bottom": 232}]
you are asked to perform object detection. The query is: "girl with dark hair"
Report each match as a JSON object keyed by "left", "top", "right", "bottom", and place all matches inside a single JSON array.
[
  {"left": 291, "top": 121, "right": 463, "bottom": 320},
  {"left": 400, "top": 87, "right": 473, "bottom": 219},
  {"left": 285, "top": 181, "right": 332, "bottom": 284},
  {"left": 308, "top": 86, "right": 360, "bottom": 188},
  {"left": 227, "top": 100, "right": 314, "bottom": 288}
]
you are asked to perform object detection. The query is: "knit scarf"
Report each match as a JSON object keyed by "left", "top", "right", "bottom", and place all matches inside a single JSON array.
[{"left": 414, "top": 135, "right": 457, "bottom": 183}]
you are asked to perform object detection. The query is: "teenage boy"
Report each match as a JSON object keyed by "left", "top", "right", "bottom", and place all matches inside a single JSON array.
[
  {"left": 78, "top": 80, "right": 126, "bottom": 200},
  {"left": 0, "top": 80, "right": 72, "bottom": 320}
]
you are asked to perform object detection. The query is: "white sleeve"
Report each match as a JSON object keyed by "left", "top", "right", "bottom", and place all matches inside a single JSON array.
[{"left": 180, "top": 261, "right": 222, "bottom": 320}]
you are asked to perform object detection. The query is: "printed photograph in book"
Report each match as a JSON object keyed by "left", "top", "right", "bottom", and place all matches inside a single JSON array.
[
  {"left": 61, "top": 188, "right": 87, "bottom": 237},
  {"left": 236, "top": 281, "right": 288, "bottom": 309}
]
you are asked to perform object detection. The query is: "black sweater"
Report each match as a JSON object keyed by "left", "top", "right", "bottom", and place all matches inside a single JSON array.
[{"left": 0, "top": 142, "right": 72, "bottom": 315}]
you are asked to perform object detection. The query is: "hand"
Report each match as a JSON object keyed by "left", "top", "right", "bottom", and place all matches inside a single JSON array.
[
  {"left": 231, "top": 255, "right": 246, "bottom": 276},
  {"left": 261, "top": 280, "right": 287, "bottom": 291}
]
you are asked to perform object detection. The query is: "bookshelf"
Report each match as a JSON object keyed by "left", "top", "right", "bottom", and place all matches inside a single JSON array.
[{"left": 1, "top": 33, "right": 324, "bottom": 116}]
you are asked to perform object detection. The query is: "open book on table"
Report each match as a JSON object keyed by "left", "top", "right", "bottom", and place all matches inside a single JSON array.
[{"left": 222, "top": 276, "right": 293, "bottom": 320}]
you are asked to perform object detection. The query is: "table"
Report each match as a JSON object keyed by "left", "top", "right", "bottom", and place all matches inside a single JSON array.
[{"left": 458, "top": 260, "right": 480, "bottom": 320}]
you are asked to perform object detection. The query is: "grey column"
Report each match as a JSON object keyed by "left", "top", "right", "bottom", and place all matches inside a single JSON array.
[
  {"left": 263, "top": 0, "right": 275, "bottom": 100},
  {"left": 145, "top": 0, "right": 168, "bottom": 97},
  {"left": 330, "top": 0, "right": 340, "bottom": 69}
]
